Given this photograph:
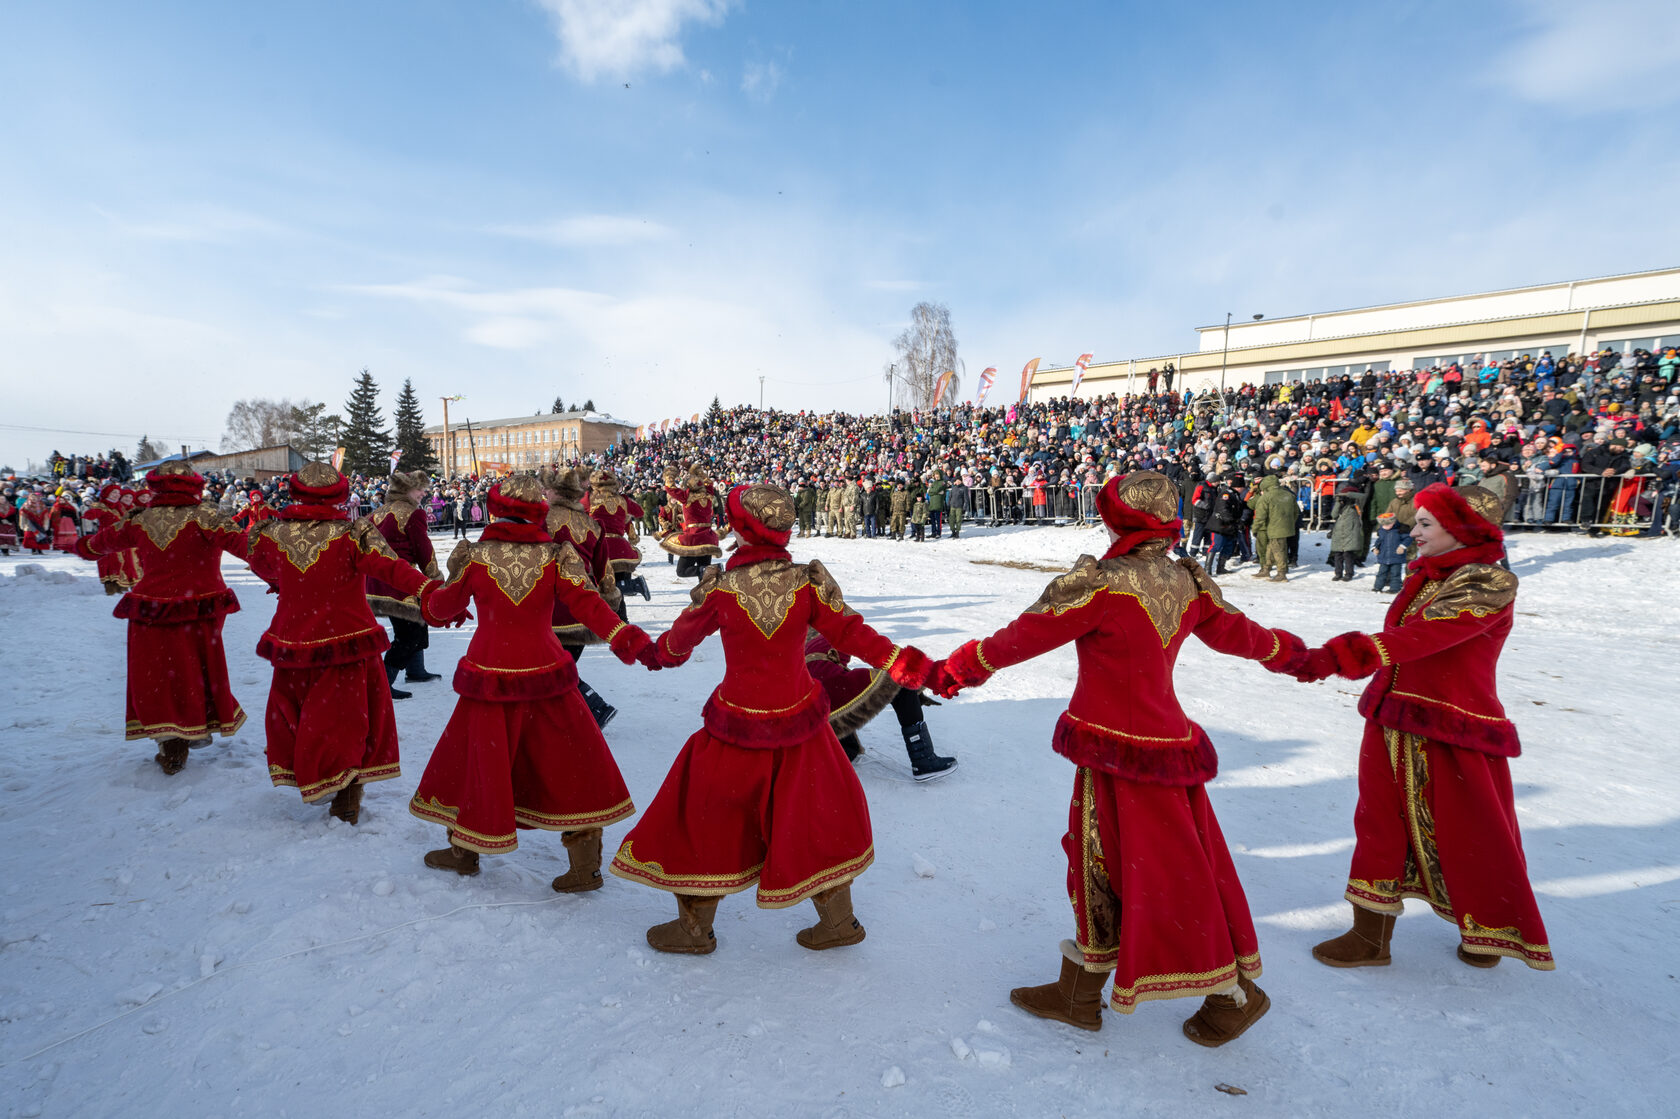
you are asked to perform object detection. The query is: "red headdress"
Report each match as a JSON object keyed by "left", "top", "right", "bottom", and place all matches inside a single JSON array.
[
  {"left": 288, "top": 462, "right": 349, "bottom": 504},
  {"left": 725, "top": 483, "right": 795, "bottom": 568},
  {"left": 1096, "top": 472, "right": 1182, "bottom": 559},
  {"left": 145, "top": 460, "right": 205, "bottom": 505},
  {"left": 487, "top": 475, "right": 548, "bottom": 522},
  {"left": 1413, "top": 483, "right": 1504, "bottom": 548}
]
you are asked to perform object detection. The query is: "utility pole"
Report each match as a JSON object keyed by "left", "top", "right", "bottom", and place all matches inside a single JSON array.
[
  {"left": 440, "top": 395, "right": 463, "bottom": 477},
  {"left": 888, "top": 363, "right": 896, "bottom": 415},
  {"left": 759, "top": 375, "right": 765, "bottom": 411}
]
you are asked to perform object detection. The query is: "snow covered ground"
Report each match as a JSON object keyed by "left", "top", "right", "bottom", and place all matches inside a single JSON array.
[{"left": 2, "top": 524, "right": 1677, "bottom": 1117}]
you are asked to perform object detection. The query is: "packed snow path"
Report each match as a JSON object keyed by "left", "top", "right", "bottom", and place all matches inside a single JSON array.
[{"left": 2, "top": 528, "right": 1676, "bottom": 1117}]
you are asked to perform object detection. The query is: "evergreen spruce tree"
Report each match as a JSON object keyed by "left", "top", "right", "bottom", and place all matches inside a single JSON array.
[
  {"left": 581, "top": 398, "right": 596, "bottom": 412},
  {"left": 551, "top": 396, "right": 566, "bottom": 414},
  {"left": 286, "top": 401, "right": 342, "bottom": 463},
  {"left": 706, "top": 395, "right": 723, "bottom": 424},
  {"left": 392, "top": 378, "right": 438, "bottom": 472},
  {"left": 340, "top": 369, "right": 392, "bottom": 476}
]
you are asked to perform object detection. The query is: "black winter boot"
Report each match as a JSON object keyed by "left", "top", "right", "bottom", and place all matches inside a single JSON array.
[
  {"left": 839, "top": 732, "right": 863, "bottom": 762},
  {"left": 385, "top": 660, "right": 412, "bottom": 700},
  {"left": 577, "top": 679, "right": 618, "bottom": 729},
  {"left": 902, "top": 720, "right": 957, "bottom": 781},
  {"left": 405, "top": 649, "right": 441, "bottom": 684}
]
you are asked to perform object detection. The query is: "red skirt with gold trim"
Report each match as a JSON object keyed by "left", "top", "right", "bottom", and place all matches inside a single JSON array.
[
  {"left": 609, "top": 726, "right": 873, "bottom": 908},
  {"left": 1064, "top": 767, "right": 1261, "bottom": 1013},
  {"left": 265, "top": 656, "right": 400, "bottom": 802},
  {"left": 1345, "top": 723, "right": 1553, "bottom": 969},
  {"left": 125, "top": 618, "right": 245, "bottom": 742},
  {"left": 408, "top": 690, "right": 633, "bottom": 855}
]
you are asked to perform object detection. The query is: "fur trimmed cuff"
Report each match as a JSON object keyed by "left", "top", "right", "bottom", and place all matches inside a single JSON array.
[
  {"left": 1262, "top": 629, "right": 1309, "bottom": 674},
  {"left": 1327, "top": 631, "right": 1383, "bottom": 679},
  {"left": 418, "top": 583, "right": 467, "bottom": 627},
  {"left": 1291, "top": 648, "right": 1337, "bottom": 683},
  {"left": 609, "top": 624, "right": 653, "bottom": 666},
  {"left": 944, "top": 639, "right": 994, "bottom": 689},
  {"left": 885, "top": 645, "right": 933, "bottom": 691},
  {"left": 654, "top": 632, "right": 693, "bottom": 668}
]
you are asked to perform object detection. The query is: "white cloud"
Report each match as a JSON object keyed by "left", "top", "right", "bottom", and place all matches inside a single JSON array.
[
  {"left": 488, "top": 214, "right": 676, "bottom": 247},
  {"left": 741, "top": 60, "right": 782, "bottom": 102},
  {"left": 92, "top": 203, "right": 293, "bottom": 244},
  {"left": 535, "top": 0, "right": 733, "bottom": 83},
  {"left": 866, "top": 279, "right": 926, "bottom": 293},
  {"left": 1491, "top": 0, "right": 1680, "bottom": 111}
]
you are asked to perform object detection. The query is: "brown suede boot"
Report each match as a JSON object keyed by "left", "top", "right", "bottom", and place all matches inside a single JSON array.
[
  {"left": 550, "top": 829, "right": 604, "bottom": 894},
  {"left": 796, "top": 883, "right": 866, "bottom": 950},
  {"left": 1312, "top": 904, "right": 1396, "bottom": 967},
  {"left": 1008, "top": 942, "right": 1107, "bottom": 1032},
  {"left": 1457, "top": 944, "right": 1500, "bottom": 968},
  {"left": 328, "top": 781, "right": 364, "bottom": 825},
  {"left": 647, "top": 894, "right": 719, "bottom": 954},
  {"left": 1182, "top": 975, "right": 1270, "bottom": 1047},
  {"left": 154, "top": 738, "right": 190, "bottom": 776},
  {"left": 423, "top": 837, "right": 481, "bottom": 876}
]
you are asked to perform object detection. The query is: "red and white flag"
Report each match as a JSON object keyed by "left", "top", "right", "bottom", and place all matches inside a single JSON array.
[
  {"left": 976, "top": 366, "right": 997, "bottom": 404},
  {"left": 1017, "top": 358, "right": 1040, "bottom": 403},
  {"left": 388, "top": 449, "right": 403, "bottom": 473},
  {"left": 1071, "top": 353, "right": 1094, "bottom": 395},
  {"left": 932, "top": 370, "right": 954, "bottom": 407}
]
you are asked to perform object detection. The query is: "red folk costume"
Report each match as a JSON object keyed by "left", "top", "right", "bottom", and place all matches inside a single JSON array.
[
  {"left": 0, "top": 494, "right": 17, "bottom": 552},
  {"left": 657, "top": 463, "right": 723, "bottom": 561},
  {"left": 74, "top": 462, "right": 249, "bottom": 774},
  {"left": 1299, "top": 484, "right": 1553, "bottom": 971},
  {"left": 50, "top": 495, "right": 80, "bottom": 551},
  {"left": 586, "top": 467, "right": 645, "bottom": 577},
  {"left": 247, "top": 463, "right": 435, "bottom": 822},
  {"left": 83, "top": 484, "right": 138, "bottom": 594},
  {"left": 410, "top": 476, "right": 655, "bottom": 887},
  {"left": 654, "top": 465, "right": 684, "bottom": 543},
  {"left": 364, "top": 471, "right": 443, "bottom": 689},
  {"left": 538, "top": 466, "right": 624, "bottom": 645},
  {"left": 20, "top": 496, "right": 52, "bottom": 553},
  {"left": 611, "top": 484, "right": 935, "bottom": 955},
  {"left": 934, "top": 473, "right": 1306, "bottom": 1046},
  {"left": 232, "top": 491, "right": 273, "bottom": 532}
]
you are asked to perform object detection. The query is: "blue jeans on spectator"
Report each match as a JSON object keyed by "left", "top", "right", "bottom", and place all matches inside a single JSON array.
[
  {"left": 864, "top": 513, "right": 878, "bottom": 538},
  {"left": 930, "top": 510, "right": 943, "bottom": 537},
  {"left": 1374, "top": 563, "right": 1403, "bottom": 593},
  {"left": 1544, "top": 479, "right": 1577, "bottom": 525}
]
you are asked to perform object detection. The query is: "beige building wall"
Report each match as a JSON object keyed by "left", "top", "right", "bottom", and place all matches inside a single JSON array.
[{"left": 423, "top": 412, "right": 634, "bottom": 476}]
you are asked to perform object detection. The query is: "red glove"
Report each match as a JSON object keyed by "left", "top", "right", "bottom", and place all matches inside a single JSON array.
[
  {"left": 1261, "top": 629, "right": 1308, "bottom": 675},
  {"left": 928, "top": 662, "right": 964, "bottom": 700},
  {"left": 943, "top": 639, "right": 995, "bottom": 690},
  {"left": 609, "top": 624, "right": 653, "bottom": 666},
  {"left": 1291, "top": 648, "right": 1337, "bottom": 683},
  {"left": 1325, "top": 631, "right": 1383, "bottom": 679},
  {"left": 886, "top": 645, "right": 933, "bottom": 691},
  {"left": 635, "top": 644, "right": 664, "bottom": 671}
]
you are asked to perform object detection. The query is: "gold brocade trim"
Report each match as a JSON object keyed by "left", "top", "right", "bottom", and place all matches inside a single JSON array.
[
  {"left": 134, "top": 504, "right": 235, "bottom": 552},
  {"left": 545, "top": 504, "right": 602, "bottom": 548},
  {"left": 1419, "top": 564, "right": 1518, "bottom": 622},
  {"left": 1387, "top": 727, "right": 1450, "bottom": 915},
  {"left": 1461, "top": 914, "right": 1555, "bottom": 970},
  {"left": 738, "top": 484, "right": 797, "bottom": 531},
  {"left": 1026, "top": 553, "right": 1197, "bottom": 647},
  {"left": 1371, "top": 635, "right": 1392, "bottom": 666},
  {"left": 715, "top": 559, "right": 808, "bottom": 637},
  {"left": 589, "top": 494, "right": 628, "bottom": 517},
  {"left": 604, "top": 621, "right": 627, "bottom": 643},
  {"left": 371, "top": 500, "right": 418, "bottom": 532},
  {"left": 608, "top": 840, "right": 766, "bottom": 895},
  {"left": 1109, "top": 953, "right": 1263, "bottom": 1014},
  {"left": 408, "top": 797, "right": 519, "bottom": 853},
  {"left": 880, "top": 646, "right": 901, "bottom": 673},
  {"left": 974, "top": 641, "right": 998, "bottom": 673},
  {"left": 1182, "top": 557, "right": 1242, "bottom": 615},
  {"left": 1345, "top": 877, "right": 1406, "bottom": 914},
  {"left": 1386, "top": 689, "right": 1510, "bottom": 722},
  {"left": 264, "top": 625, "right": 383, "bottom": 648},
  {"left": 805, "top": 559, "right": 853, "bottom": 615},
  {"left": 1262, "top": 631, "right": 1281, "bottom": 662},
  {"left": 755, "top": 846, "right": 875, "bottom": 909},
  {"left": 514, "top": 797, "right": 635, "bottom": 831},
  {"left": 125, "top": 707, "right": 246, "bottom": 742},
  {"left": 461, "top": 658, "right": 556, "bottom": 674},
  {"left": 349, "top": 518, "right": 399, "bottom": 560},
  {"left": 268, "top": 761, "right": 401, "bottom": 801},
  {"left": 1063, "top": 710, "right": 1193, "bottom": 745},
  {"left": 1075, "top": 767, "right": 1119, "bottom": 964},
  {"left": 714, "top": 687, "right": 820, "bottom": 715},
  {"left": 254, "top": 520, "right": 347, "bottom": 573},
  {"left": 1400, "top": 579, "right": 1444, "bottom": 621},
  {"left": 468, "top": 540, "right": 557, "bottom": 604}
]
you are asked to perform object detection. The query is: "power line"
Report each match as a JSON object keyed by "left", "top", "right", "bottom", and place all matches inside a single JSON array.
[{"left": 0, "top": 423, "right": 216, "bottom": 442}]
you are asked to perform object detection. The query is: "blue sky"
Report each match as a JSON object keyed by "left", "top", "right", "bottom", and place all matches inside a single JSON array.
[{"left": 3, "top": 0, "right": 1677, "bottom": 468}]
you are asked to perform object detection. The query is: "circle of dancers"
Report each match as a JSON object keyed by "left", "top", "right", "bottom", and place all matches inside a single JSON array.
[{"left": 70, "top": 457, "right": 1551, "bottom": 1051}]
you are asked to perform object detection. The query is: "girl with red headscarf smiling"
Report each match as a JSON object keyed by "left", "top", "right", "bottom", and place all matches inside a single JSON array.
[
  {"left": 1295, "top": 483, "right": 1553, "bottom": 972},
  {"left": 931, "top": 472, "right": 1306, "bottom": 1047},
  {"left": 611, "top": 483, "right": 934, "bottom": 955}
]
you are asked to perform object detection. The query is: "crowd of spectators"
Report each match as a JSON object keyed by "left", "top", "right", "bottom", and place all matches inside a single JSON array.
[{"left": 6, "top": 345, "right": 1678, "bottom": 560}]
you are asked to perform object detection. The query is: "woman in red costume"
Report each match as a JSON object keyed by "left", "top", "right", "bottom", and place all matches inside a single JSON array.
[
  {"left": 83, "top": 483, "right": 138, "bottom": 595},
  {"left": 610, "top": 483, "right": 934, "bottom": 955},
  {"left": 0, "top": 489, "right": 17, "bottom": 555},
  {"left": 233, "top": 490, "right": 274, "bottom": 532},
  {"left": 364, "top": 470, "right": 442, "bottom": 698},
  {"left": 75, "top": 461, "right": 249, "bottom": 775},
  {"left": 1295, "top": 483, "right": 1553, "bottom": 971},
  {"left": 587, "top": 466, "right": 650, "bottom": 601},
  {"left": 658, "top": 462, "right": 723, "bottom": 578},
  {"left": 540, "top": 466, "right": 625, "bottom": 728},
  {"left": 20, "top": 493, "right": 52, "bottom": 553},
  {"left": 247, "top": 463, "right": 437, "bottom": 824},
  {"left": 50, "top": 490, "right": 81, "bottom": 551},
  {"left": 411, "top": 475, "right": 657, "bottom": 887},
  {"left": 931, "top": 472, "right": 1307, "bottom": 1047}
]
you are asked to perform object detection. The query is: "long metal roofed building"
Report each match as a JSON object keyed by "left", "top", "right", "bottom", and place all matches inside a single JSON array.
[
  {"left": 1030, "top": 267, "right": 1680, "bottom": 399},
  {"left": 421, "top": 409, "right": 635, "bottom": 477}
]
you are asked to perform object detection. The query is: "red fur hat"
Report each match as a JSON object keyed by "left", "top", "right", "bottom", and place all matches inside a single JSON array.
[
  {"left": 145, "top": 460, "right": 205, "bottom": 500},
  {"left": 1413, "top": 483, "right": 1503, "bottom": 547},
  {"left": 488, "top": 475, "right": 548, "bottom": 522},
  {"left": 726, "top": 484, "right": 795, "bottom": 547},
  {"left": 289, "top": 462, "right": 349, "bottom": 503}
]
